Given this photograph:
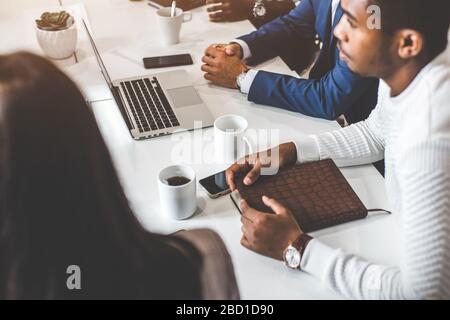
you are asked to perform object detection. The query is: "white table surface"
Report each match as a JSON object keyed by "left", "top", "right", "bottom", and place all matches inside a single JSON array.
[{"left": 0, "top": 0, "right": 401, "bottom": 300}]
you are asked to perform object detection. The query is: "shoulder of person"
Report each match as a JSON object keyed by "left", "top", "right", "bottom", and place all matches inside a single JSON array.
[{"left": 423, "top": 47, "right": 450, "bottom": 136}]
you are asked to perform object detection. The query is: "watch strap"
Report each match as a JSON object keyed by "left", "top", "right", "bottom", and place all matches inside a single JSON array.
[{"left": 292, "top": 234, "right": 313, "bottom": 259}]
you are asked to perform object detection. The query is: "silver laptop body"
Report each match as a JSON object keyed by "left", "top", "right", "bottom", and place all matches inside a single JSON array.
[{"left": 83, "top": 20, "right": 214, "bottom": 140}]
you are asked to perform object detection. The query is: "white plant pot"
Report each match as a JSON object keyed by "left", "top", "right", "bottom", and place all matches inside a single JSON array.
[{"left": 36, "top": 22, "right": 78, "bottom": 60}]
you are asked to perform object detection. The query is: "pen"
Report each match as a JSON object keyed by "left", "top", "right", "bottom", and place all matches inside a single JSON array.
[{"left": 147, "top": 1, "right": 160, "bottom": 9}]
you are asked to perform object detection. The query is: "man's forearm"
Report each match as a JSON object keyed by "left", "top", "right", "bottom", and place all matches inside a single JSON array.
[{"left": 293, "top": 120, "right": 385, "bottom": 168}]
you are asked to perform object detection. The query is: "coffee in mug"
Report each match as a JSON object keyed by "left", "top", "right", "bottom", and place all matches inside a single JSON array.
[
  {"left": 158, "top": 165, "right": 197, "bottom": 220},
  {"left": 166, "top": 176, "right": 191, "bottom": 186}
]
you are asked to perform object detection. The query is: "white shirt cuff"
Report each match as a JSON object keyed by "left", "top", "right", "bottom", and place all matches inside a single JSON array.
[
  {"left": 300, "top": 239, "right": 337, "bottom": 281},
  {"left": 232, "top": 39, "right": 252, "bottom": 61},
  {"left": 239, "top": 69, "right": 258, "bottom": 95},
  {"left": 292, "top": 136, "right": 321, "bottom": 163}
]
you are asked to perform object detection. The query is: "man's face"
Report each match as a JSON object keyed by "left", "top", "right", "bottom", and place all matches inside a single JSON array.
[{"left": 334, "top": 0, "right": 394, "bottom": 78}]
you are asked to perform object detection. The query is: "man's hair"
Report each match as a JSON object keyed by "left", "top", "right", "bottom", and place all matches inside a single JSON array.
[{"left": 370, "top": 0, "right": 450, "bottom": 59}]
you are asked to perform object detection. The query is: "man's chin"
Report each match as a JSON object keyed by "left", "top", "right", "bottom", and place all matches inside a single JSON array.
[
  {"left": 340, "top": 53, "right": 363, "bottom": 75},
  {"left": 346, "top": 62, "right": 369, "bottom": 77}
]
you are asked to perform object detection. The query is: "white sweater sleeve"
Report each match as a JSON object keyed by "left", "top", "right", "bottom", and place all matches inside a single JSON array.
[
  {"left": 300, "top": 140, "right": 450, "bottom": 299},
  {"left": 294, "top": 84, "right": 388, "bottom": 167},
  {"left": 298, "top": 110, "right": 386, "bottom": 166}
]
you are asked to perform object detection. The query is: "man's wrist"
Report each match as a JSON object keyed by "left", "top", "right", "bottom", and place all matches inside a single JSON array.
[
  {"left": 283, "top": 233, "right": 313, "bottom": 270},
  {"left": 293, "top": 233, "right": 313, "bottom": 258},
  {"left": 236, "top": 66, "right": 250, "bottom": 89},
  {"left": 292, "top": 137, "right": 320, "bottom": 164},
  {"left": 280, "top": 142, "right": 298, "bottom": 167}
]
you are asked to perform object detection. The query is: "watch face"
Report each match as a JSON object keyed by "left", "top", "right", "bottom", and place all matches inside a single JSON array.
[
  {"left": 255, "top": 5, "right": 267, "bottom": 17},
  {"left": 284, "top": 246, "right": 301, "bottom": 269}
]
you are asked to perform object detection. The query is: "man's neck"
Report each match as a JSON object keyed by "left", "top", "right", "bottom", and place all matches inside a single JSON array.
[{"left": 383, "top": 58, "right": 430, "bottom": 97}]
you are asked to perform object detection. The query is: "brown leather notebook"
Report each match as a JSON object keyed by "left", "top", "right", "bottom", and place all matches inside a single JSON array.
[{"left": 230, "top": 159, "right": 368, "bottom": 233}]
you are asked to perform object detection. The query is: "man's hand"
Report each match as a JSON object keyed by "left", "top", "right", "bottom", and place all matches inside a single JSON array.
[
  {"left": 206, "top": 0, "right": 254, "bottom": 22},
  {"left": 201, "top": 44, "right": 248, "bottom": 89},
  {"left": 204, "top": 43, "right": 243, "bottom": 59},
  {"left": 226, "top": 142, "right": 298, "bottom": 191},
  {"left": 240, "top": 196, "right": 303, "bottom": 261}
]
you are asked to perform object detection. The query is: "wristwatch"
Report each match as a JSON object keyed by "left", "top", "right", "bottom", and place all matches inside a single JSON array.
[
  {"left": 253, "top": 0, "right": 267, "bottom": 19},
  {"left": 283, "top": 234, "right": 313, "bottom": 270}
]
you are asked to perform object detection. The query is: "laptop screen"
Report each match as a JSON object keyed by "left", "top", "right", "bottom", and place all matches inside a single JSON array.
[
  {"left": 82, "top": 19, "right": 114, "bottom": 89},
  {"left": 81, "top": 19, "right": 135, "bottom": 131}
]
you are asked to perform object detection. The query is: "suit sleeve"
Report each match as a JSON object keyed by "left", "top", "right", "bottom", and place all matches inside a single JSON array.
[
  {"left": 238, "top": 0, "right": 317, "bottom": 65},
  {"left": 248, "top": 58, "right": 379, "bottom": 120}
]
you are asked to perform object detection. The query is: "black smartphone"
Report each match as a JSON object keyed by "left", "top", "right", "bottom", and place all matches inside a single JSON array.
[
  {"left": 199, "top": 170, "right": 231, "bottom": 199},
  {"left": 143, "top": 54, "right": 193, "bottom": 69}
]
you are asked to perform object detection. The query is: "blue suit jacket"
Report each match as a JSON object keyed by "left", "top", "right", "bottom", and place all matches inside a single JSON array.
[{"left": 238, "top": 0, "right": 379, "bottom": 123}]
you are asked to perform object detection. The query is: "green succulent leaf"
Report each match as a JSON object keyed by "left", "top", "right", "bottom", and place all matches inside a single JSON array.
[{"left": 36, "top": 11, "right": 74, "bottom": 31}]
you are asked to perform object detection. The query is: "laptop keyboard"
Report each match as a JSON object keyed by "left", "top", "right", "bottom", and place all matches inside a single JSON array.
[{"left": 120, "top": 77, "right": 180, "bottom": 133}]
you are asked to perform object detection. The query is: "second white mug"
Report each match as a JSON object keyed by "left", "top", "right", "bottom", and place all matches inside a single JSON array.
[
  {"left": 214, "top": 114, "right": 254, "bottom": 166},
  {"left": 156, "top": 7, "right": 192, "bottom": 46}
]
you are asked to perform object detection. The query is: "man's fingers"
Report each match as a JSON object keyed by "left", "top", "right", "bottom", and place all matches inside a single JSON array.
[
  {"left": 208, "top": 11, "right": 225, "bottom": 22},
  {"left": 225, "top": 45, "right": 239, "bottom": 57},
  {"left": 240, "top": 235, "right": 251, "bottom": 249},
  {"left": 244, "top": 160, "right": 261, "bottom": 186},
  {"left": 226, "top": 169, "right": 236, "bottom": 191},
  {"left": 204, "top": 73, "right": 218, "bottom": 82},
  {"left": 206, "top": 0, "right": 223, "bottom": 4},
  {"left": 205, "top": 44, "right": 225, "bottom": 58},
  {"left": 201, "top": 64, "right": 219, "bottom": 74},
  {"left": 240, "top": 214, "right": 253, "bottom": 228},
  {"left": 225, "top": 161, "right": 252, "bottom": 190},
  {"left": 201, "top": 55, "right": 219, "bottom": 67},
  {"left": 241, "top": 200, "right": 263, "bottom": 222},
  {"left": 262, "top": 195, "right": 288, "bottom": 215},
  {"left": 206, "top": 4, "right": 223, "bottom": 12},
  {"left": 240, "top": 199, "right": 250, "bottom": 214},
  {"left": 209, "top": 16, "right": 225, "bottom": 23}
]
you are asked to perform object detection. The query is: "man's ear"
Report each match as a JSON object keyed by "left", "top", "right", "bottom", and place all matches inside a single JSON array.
[{"left": 397, "top": 29, "right": 424, "bottom": 59}]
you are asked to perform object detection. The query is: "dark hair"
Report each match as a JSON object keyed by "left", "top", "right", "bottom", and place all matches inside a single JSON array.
[
  {"left": 0, "top": 52, "right": 201, "bottom": 299},
  {"left": 370, "top": 0, "right": 450, "bottom": 59}
]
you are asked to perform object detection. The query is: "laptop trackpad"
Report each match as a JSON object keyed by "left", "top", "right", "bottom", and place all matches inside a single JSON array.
[{"left": 167, "top": 87, "right": 203, "bottom": 108}]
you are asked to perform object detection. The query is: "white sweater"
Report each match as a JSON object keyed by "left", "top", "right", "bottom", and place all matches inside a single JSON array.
[{"left": 294, "top": 47, "right": 450, "bottom": 300}]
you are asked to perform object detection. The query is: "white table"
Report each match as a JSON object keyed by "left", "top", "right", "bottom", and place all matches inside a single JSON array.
[
  {"left": 0, "top": 0, "right": 400, "bottom": 300},
  {"left": 0, "top": 0, "right": 61, "bottom": 53}
]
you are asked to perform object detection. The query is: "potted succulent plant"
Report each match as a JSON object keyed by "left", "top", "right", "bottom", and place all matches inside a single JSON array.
[{"left": 36, "top": 11, "right": 77, "bottom": 60}]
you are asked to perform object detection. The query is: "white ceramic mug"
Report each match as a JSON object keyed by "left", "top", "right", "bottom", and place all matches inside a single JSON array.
[
  {"left": 214, "top": 114, "right": 254, "bottom": 165},
  {"left": 156, "top": 7, "right": 192, "bottom": 46},
  {"left": 158, "top": 165, "right": 197, "bottom": 220}
]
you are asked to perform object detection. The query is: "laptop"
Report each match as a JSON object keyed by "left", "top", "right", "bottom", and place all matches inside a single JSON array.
[
  {"left": 82, "top": 20, "right": 214, "bottom": 140},
  {"left": 148, "top": 0, "right": 205, "bottom": 11}
]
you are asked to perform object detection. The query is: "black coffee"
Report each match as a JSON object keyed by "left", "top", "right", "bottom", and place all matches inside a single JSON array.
[{"left": 166, "top": 176, "right": 191, "bottom": 186}]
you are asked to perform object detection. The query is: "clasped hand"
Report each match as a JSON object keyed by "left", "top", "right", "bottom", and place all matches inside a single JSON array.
[{"left": 201, "top": 43, "right": 248, "bottom": 89}]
